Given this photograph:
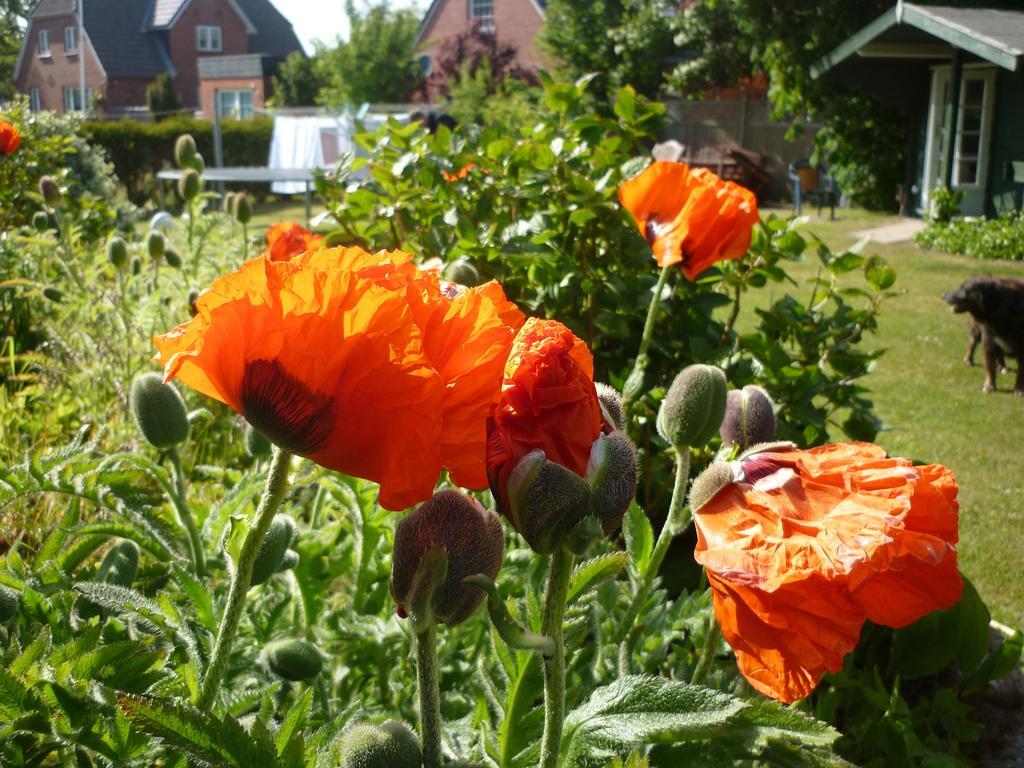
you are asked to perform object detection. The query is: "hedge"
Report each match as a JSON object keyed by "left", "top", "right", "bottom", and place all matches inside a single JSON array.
[{"left": 80, "top": 117, "right": 273, "bottom": 205}]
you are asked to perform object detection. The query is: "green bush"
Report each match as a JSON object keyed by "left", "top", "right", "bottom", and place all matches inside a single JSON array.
[
  {"left": 80, "top": 117, "right": 273, "bottom": 204},
  {"left": 916, "top": 210, "right": 1024, "bottom": 261}
]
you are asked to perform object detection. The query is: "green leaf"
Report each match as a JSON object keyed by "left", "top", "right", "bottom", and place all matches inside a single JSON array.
[
  {"left": 614, "top": 86, "right": 637, "bottom": 121},
  {"left": 864, "top": 255, "right": 897, "bottom": 290},
  {"left": 568, "top": 552, "right": 628, "bottom": 605},
  {"left": 275, "top": 688, "right": 313, "bottom": 756},
  {"left": 622, "top": 503, "right": 654, "bottom": 575}
]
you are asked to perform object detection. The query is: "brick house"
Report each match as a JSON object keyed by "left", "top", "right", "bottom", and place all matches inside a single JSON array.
[
  {"left": 14, "top": 0, "right": 303, "bottom": 118},
  {"left": 417, "top": 0, "right": 548, "bottom": 77}
]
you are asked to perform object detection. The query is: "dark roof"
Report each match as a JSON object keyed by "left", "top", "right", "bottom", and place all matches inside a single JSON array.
[
  {"left": 86, "top": 0, "right": 170, "bottom": 77},
  {"left": 815, "top": 3, "right": 1024, "bottom": 76},
  {"left": 235, "top": 0, "right": 304, "bottom": 58},
  {"left": 29, "top": 0, "right": 75, "bottom": 17}
]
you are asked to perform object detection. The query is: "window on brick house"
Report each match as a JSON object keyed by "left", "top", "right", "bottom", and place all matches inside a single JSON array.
[
  {"left": 38, "top": 29, "right": 50, "bottom": 56},
  {"left": 216, "top": 89, "right": 254, "bottom": 119},
  {"left": 469, "top": 0, "right": 494, "bottom": 32},
  {"left": 63, "top": 85, "right": 93, "bottom": 113},
  {"left": 30, "top": 88, "right": 41, "bottom": 112},
  {"left": 197, "top": 25, "right": 223, "bottom": 52},
  {"left": 64, "top": 26, "right": 77, "bottom": 54}
]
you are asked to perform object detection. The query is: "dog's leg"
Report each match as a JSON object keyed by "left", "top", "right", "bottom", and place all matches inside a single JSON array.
[
  {"left": 1014, "top": 358, "right": 1023, "bottom": 397},
  {"left": 965, "top": 325, "right": 979, "bottom": 367},
  {"left": 982, "top": 332, "right": 998, "bottom": 393}
]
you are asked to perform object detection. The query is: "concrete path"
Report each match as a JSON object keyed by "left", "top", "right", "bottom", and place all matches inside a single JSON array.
[{"left": 853, "top": 218, "right": 926, "bottom": 244}]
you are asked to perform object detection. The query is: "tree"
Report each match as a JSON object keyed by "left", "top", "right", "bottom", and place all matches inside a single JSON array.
[
  {"left": 421, "top": 20, "right": 537, "bottom": 102},
  {"left": 541, "top": 0, "right": 679, "bottom": 104},
  {"left": 0, "top": 0, "right": 28, "bottom": 101},
  {"left": 271, "top": 51, "right": 326, "bottom": 107},
  {"left": 146, "top": 72, "right": 183, "bottom": 121},
  {"left": 318, "top": 1, "right": 423, "bottom": 105}
]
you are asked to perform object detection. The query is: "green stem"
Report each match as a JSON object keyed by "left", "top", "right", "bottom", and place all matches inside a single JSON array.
[
  {"left": 241, "top": 222, "right": 248, "bottom": 263},
  {"left": 198, "top": 447, "right": 292, "bottom": 709},
  {"left": 168, "top": 447, "right": 205, "bottom": 577},
  {"left": 691, "top": 616, "right": 721, "bottom": 686},
  {"left": 540, "top": 548, "right": 575, "bottom": 768},
  {"left": 188, "top": 200, "right": 195, "bottom": 257},
  {"left": 416, "top": 625, "right": 443, "bottom": 768},
  {"left": 622, "top": 264, "right": 672, "bottom": 415},
  {"left": 614, "top": 447, "right": 691, "bottom": 643}
]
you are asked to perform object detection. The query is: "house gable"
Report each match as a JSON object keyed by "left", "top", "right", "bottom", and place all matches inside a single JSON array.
[{"left": 418, "top": 0, "right": 547, "bottom": 71}]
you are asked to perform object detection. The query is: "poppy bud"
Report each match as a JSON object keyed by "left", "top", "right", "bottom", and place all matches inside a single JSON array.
[
  {"left": 586, "top": 431, "right": 638, "bottom": 534},
  {"left": 224, "top": 191, "right": 238, "bottom": 217},
  {"left": 339, "top": 720, "right": 421, "bottom": 768},
  {"left": 721, "top": 385, "right": 776, "bottom": 449},
  {"left": 595, "top": 382, "right": 625, "bottom": 431},
  {"left": 187, "top": 288, "right": 200, "bottom": 316},
  {"left": 234, "top": 192, "right": 252, "bottom": 225},
  {"left": 107, "top": 237, "right": 128, "bottom": 269},
  {"left": 147, "top": 231, "right": 166, "bottom": 261},
  {"left": 264, "top": 638, "right": 323, "bottom": 681},
  {"left": 277, "top": 549, "right": 299, "bottom": 572},
  {"left": 245, "top": 423, "right": 272, "bottom": 457},
  {"left": 0, "top": 585, "right": 19, "bottom": 622},
  {"left": 42, "top": 286, "right": 62, "bottom": 302},
  {"left": 130, "top": 372, "right": 190, "bottom": 448},
  {"left": 504, "top": 451, "right": 593, "bottom": 555},
  {"left": 184, "top": 153, "right": 206, "bottom": 174},
  {"left": 39, "top": 175, "right": 61, "bottom": 206},
  {"left": 688, "top": 460, "right": 736, "bottom": 513},
  {"left": 178, "top": 168, "right": 201, "bottom": 202},
  {"left": 391, "top": 490, "right": 504, "bottom": 627},
  {"left": 131, "top": 257, "right": 142, "bottom": 275},
  {"left": 32, "top": 211, "right": 50, "bottom": 232},
  {"left": 443, "top": 257, "right": 479, "bottom": 286},
  {"left": 657, "top": 364, "right": 728, "bottom": 448},
  {"left": 174, "top": 134, "right": 197, "bottom": 167},
  {"left": 250, "top": 514, "right": 297, "bottom": 587},
  {"left": 164, "top": 246, "right": 183, "bottom": 269}
]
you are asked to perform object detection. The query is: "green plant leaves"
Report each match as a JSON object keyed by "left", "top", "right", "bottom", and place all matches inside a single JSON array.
[{"left": 622, "top": 503, "right": 654, "bottom": 577}]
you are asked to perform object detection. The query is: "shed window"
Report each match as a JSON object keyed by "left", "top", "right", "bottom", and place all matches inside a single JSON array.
[
  {"left": 197, "top": 25, "right": 223, "bottom": 52},
  {"left": 469, "top": 0, "right": 494, "bottom": 31},
  {"left": 64, "top": 26, "right": 77, "bottom": 54},
  {"left": 38, "top": 29, "right": 50, "bottom": 56}
]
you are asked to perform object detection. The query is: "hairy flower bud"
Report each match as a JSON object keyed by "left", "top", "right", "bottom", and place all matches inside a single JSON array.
[
  {"left": 0, "top": 585, "right": 20, "bottom": 622},
  {"left": 107, "top": 237, "right": 129, "bottom": 269},
  {"left": 688, "top": 461, "right": 737, "bottom": 513},
  {"left": 224, "top": 191, "right": 238, "bottom": 217},
  {"left": 39, "top": 175, "right": 61, "bottom": 206},
  {"left": 277, "top": 549, "right": 300, "bottom": 571},
  {"left": 32, "top": 211, "right": 51, "bottom": 232},
  {"left": 657, "top": 364, "right": 728, "bottom": 448},
  {"left": 264, "top": 638, "right": 323, "bottom": 681},
  {"left": 130, "top": 372, "right": 190, "bottom": 448},
  {"left": 250, "top": 515, "right": 297, "bottom": 586},
  {"left": 178, "top": 168, "right": 201, "bottom": 202},
  {"left": 595, "top": 382, "right": 625, "bottom": 431},
  {"left": 42, "top": 286, "right": 62, "bottom": 302},
  {"left": 391, "top": 490, "right": 504, "bottom": 627},
  {"left": 234, "top": 192, "right": 253, "bottom": 225},
  {"left": 146, "top": 231, "right": 166, "bottom": 261},
  {"left": 187, "top": 289, "right": 200, "bottom": 316},
  {"left": 443, "top": 258, "right": 480, "bottom": 286},
  {"left": 131, "top": 256, "right": 142, "bottom": 275},
  {"left": 504, "top": 451, "right": 593, "bottom": 555},
  {"left": 586, "top": 431, "right": 638, "bottom": 534},
  {"left": 174, "top": 134, "right": 197, "bottom": 168},
  {"left": 721, "top": 385, "right": 776, "bottom": 449},
  {"left": 164, "top": 246, "right": 183, "bottom": 269},
  {"left": 340, "top": 720, "right": 422, "bottom": 768}
]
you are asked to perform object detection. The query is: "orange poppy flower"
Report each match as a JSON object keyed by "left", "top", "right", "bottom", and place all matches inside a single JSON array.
[
  {"left": 265, "top": 221, "right": 324, "bottom": 262},
  {"left": 692, "top": 442, "right": 962, "bottom": 703},
  {"left": 486, "top": 318, "right": 603, "bottom": 517},
  {"left": 618, "top": 161, "right": 759, "bottom": 280},
  {"left": 443, "top": 163, "right": 475, "bottom": 182},
  {"left": 0, "top": 120, "right": 20, "bottom": 156},
  {"left": 154, "top": 246, "right": 523, "bottom": 510}
]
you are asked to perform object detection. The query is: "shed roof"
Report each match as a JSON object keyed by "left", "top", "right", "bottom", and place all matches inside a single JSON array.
[{"left": 814, "top": 2, "right": 1024, "bottom": 76}]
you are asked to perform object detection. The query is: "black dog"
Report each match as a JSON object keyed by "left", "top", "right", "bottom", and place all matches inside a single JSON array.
[
  {"left": 964, "top": 317, "right": 1007, "bottom": 371},
  {"left": 944, "top": 276, "right": 1024, "bottom": 395}
]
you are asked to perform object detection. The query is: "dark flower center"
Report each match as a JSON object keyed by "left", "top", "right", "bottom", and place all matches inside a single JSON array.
[{"left": 240, "top": 359, "right": 334, "bottom": 455}]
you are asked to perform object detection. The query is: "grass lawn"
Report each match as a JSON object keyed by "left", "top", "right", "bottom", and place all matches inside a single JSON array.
[
  {"left": 243, "top": 199, "right": 1024, "bottom": 628},
  {"left": 751, "top": 207, "right": 1024, "bottom": 630}
]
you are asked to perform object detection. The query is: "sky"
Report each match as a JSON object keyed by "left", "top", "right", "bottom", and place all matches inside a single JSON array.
[{"left": 273, "top": 0, "right": 424, "bottom": 54}]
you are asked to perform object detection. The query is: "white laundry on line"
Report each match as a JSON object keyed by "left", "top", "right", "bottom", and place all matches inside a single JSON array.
[{"left": 267, "top": 115, "right": 354, "bottom": 194}]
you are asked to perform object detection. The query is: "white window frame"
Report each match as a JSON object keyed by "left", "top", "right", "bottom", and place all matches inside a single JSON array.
[
  {"left": 951, "top": 68, "right": 996, "bottom": 190},
  {"left": 197, "top": 25, "right": 223, "bottom": 52},
  {"left": 30, "top": 88, "right": 41, "bottom": 112},
  {"left": 63, "top": 85, "right": 94, "bottom": 114},
  {"left": 38, "top": 29, "right": 50, "bottom": 57},
  {"left": 64, "top": 26, "right": 77, "bottom": 54},
  {"left": 469, "top": 0, "right": 494, "bottom": 32},
  {"left": 215, "top": 89, "right": 254, "bottom": 119}
]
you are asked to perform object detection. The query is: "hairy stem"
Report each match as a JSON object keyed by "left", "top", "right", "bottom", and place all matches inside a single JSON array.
[
  {"left": 198, "top": 447, "right": 292, "bottom": 709},
  {"left": 540, "top": 548, "right": 575, "bottom": 768},
  {"left": 622, "top": 264, "right": 672, "bottom": 416},
  {"left": 614, "top": 447, "right": 691, "bottom": 643},
  {"left": 691, "top": 615, "right": 721, "bottom": 686},
  {"left": 416, "top": 625, "right": 443, "bottom": 768},
  {"left": 167, "top": 447, "right": 205, "bottom": 577}
]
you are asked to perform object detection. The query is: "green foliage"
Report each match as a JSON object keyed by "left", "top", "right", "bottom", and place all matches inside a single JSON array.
[
  {"left": 916, "top": 210, "right": 1024, "bottom": 261},
  {"left": 270, "top": 51, "right": 327, "bottom": 107},
  {"left": 927, "top": 185, "right": 965, "bottom": 223},
  {"left": 0, "top": 0, "right": 28, "bottom": 100},
  {"left": 80, "top": 116, "right": 273, "bottom": 204},
  {"left": 317, "top": 1, "right": 423, "bottom": 106},
  {"left": 146, "top": 72, "right": 185, "bottom": 121}
]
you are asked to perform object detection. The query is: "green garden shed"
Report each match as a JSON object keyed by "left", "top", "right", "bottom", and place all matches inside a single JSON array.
[{"left": 813, "top": 2, "right": 1024, "bottom": 217}]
